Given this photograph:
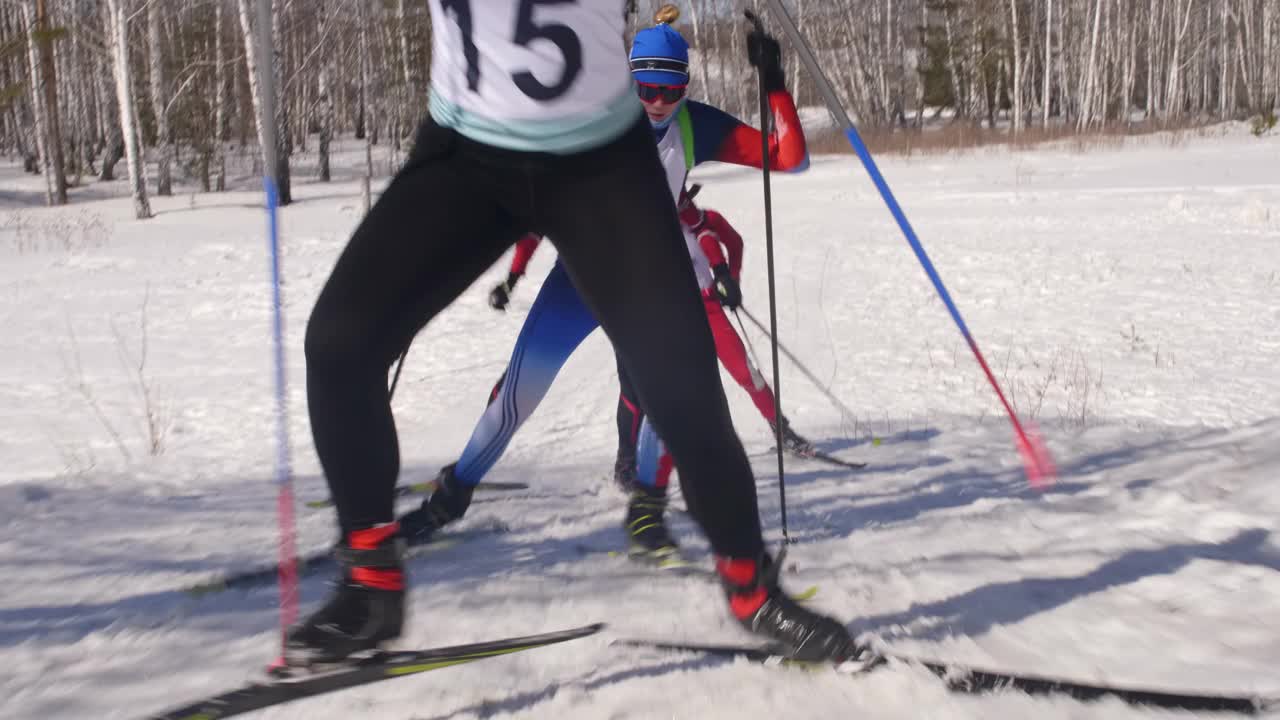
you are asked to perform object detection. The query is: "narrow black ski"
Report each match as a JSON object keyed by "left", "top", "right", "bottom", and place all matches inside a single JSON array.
[
  {"left": 763, "top": 446, "right": 867, "bottom": 470},
  {"left": 184, "top": 527, "right": 497, "bottom": 596},
  {"left": 574, "top": 546, "right": 820, "bottom": 600},
  {"left": 615, "top": 639, "right": 1273, "bottom": 714},
  {"left": 306, "top": 480, "right": 529, "bottom": 509},
  {"left": 798, "top": 448, "right": 870, "bottom": 471},
  {"left": 143, "top": 623, "right": 605, "bottom": 720},
  {"left": 574, "top": 544, "right": 714, "bottom": 579}
]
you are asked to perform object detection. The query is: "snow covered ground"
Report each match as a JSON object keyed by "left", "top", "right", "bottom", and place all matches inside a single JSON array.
[{"left": 1, "top": 123, "right": 1278, "bottom": 719}]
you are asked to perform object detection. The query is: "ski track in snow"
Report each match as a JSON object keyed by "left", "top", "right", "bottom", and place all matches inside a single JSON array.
[{"left": 1, "top": 125, "right": 1279, "bottom": 719}]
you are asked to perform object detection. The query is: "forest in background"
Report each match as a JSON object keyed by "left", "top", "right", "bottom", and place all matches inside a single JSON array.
[{"left": 1, "top": 0, "right": 1276, "bottom": 216}]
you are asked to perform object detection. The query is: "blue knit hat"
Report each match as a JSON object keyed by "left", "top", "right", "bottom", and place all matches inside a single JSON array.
[{"left": 629, "top": 14, "right": 690, "bottom": 87}]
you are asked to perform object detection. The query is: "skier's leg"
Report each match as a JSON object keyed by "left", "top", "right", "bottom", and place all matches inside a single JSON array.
[
  {"left": 486, "top": 369, "right": 508, "bottom": 407},
  {"left": 539, "top": 119, "right": 858, "bottom": 661},
  {"left": 450, "top": 261, "right": 600, "bottom": 486},
  {"left": 634, "top": 418, "right": 674, "bottom": 491},
  {"left": 304, "top": 120, "right": 521, "bottom": 536},
  {"left": 539, "top": 123, "right": 762, "bottom": 559},
  {"left": 626, "top": 415, "right": 678, "bottom": 558},
  {"left": 613, "top": 357, "right": 644, "bottom": 489},
  {"left": 398, "top": 261, "right": 601, "bottom": 543},
  {"left": 703, "top": 297, "right": 778, "bottom": 424},
  {"left": 705, "top": 297, "right": 814, "bottom": 455},
  {"left": 292, "top": 119, "right": 524, "bottom": 664}
]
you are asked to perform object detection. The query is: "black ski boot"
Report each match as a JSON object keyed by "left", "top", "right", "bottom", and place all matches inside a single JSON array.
[
  {"left": 613, "top": 448, "right": 638, "bottom": 493},
  {"left": 716, "top": 549, "right": 865, "bottom": 663},
  {"left": 624, "top": 483, "right": 679, "bottom": 561},
  {"left": 398, "top": 464, "right": 473, "bottom": 546},
  {"left": 771, "top": 416, "right": 817, "bottom": 458},
  {"left": 283, "top": 523, "right": 406, "bottom": 668}
]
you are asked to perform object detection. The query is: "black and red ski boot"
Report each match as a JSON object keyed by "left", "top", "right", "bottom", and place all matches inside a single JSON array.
[
  {"left": 770, "top": 416, "right": 817, "bottom": 459},
  {"left": 715, "top": 549, "right": 864, "bottom": 663},
  {"left": 398, "top": 464, "right": 474, "bottom": 546},
  {"left": 283, "top": 523, "right": 406, "bottom": 668},
  {"left": 624, "top": 483, "right": 679, "bottom": 561}
]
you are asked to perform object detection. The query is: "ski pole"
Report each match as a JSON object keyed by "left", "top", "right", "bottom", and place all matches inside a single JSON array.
[
  {"left": 734, "top": 306, "right": 859, "bottom": 426},
  {"left": 388, "top": 347, "right": 409, "bottom": 400},
  {"left": 743, "top": 8, "right": 791, "bottom": 544},
  {"left": 255, "top": 0, "right": 298, "bottom": 653},
  {"left": 760, "top": 0, "right": 1056, "bottom": 488}
]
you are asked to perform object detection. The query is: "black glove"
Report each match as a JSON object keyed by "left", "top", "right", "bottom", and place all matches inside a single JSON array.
[
  {"left": 712, "top": 263, "right": 742, "bottom": 310},
  {"left": 747, "top": 30, "right": 785, "bottom": 92},
  {"left": 488, "top": 271, "right": 521, "bottom": 311}
]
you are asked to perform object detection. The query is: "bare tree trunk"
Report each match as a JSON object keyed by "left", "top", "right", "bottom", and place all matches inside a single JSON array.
[
  {"left": 105, "top": 0, "right": 150, "bottom": 218},
  {"left": 1125, "top": 2, "right": 1139, "bottom": 124},
  {"left": 317, "top": 0, "right": 332, "bottom": 182},
  {"left": 1009, "top": 0, "right": 1023, "bottom": 133},
  {"left": 69, "top": 0, "right": 93, "bottom": 182},
  {"left": 1078, "top": 0, "right": 1103, "bottom": 129},
  {"left": 236, "top": 0, "right": 291, "bottom": 204},
  {"left": 359, "top": 0, "right": 372, "bottom": 212},
  {"left": 943, "top": 3, "right": 966, "bottom": 120},
  {"left": 147, "top": 0, "right": 172, "bottom": 195},
  {"left": 24, "top": 0, "right": 67, "bottom": 205},
  {"left": 687, "top": 0, "right": 713, "bottom": 105},
  {"left": 355, "top": 0, "right": 368, "bottom": 139},
  {"left": 397, "top": 0, "right": 416, "bottom": 133},
  {"left": 213, "top": 0, "right": 227, "bottom": 191},
  {"left": 270, "top": 0, "right": 291, "bottom": 203},
  {"left": 1263, "top": 0, "right": 1275, "bottom": 109},
  {"left": 96, "top": 0, "right": 123, "bottom": 182},
  {"left": 236, "top": 0, "right": 266, "bottom": 172},
  {"left": 1044, "top": 0, "right": 1054, "bottom": 125},
  {"left": 915, "top": 0, "right": 926, "bottom": 128},
  {"left": 1164, "top": 0, "right": 1193, "bottom": 118}
]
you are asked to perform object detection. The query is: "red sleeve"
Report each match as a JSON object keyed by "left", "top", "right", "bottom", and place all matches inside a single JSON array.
[
  {"left": 704, "top": 210, "right": 744, "bottom": 278},
  {"left": 698, "top": 229, "right": 727, "bottom": 269},
  {"left": 711, "top": 90, "right": 808, "bottom": 171},
  {"left": 509, "top": 234, "right": 542, "bottom": 275},
  {"left": 677, "top": 194, "right": 705, "bottom": 230}
]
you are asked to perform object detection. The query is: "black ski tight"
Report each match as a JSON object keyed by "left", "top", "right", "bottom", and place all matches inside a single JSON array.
[{"left": 304, "top": 116, "right": 765, "bottom": 558}]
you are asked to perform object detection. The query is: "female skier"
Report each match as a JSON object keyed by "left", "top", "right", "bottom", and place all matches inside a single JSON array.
[{"left": 292, "top": 0, "right": 858, "bottom": 667}]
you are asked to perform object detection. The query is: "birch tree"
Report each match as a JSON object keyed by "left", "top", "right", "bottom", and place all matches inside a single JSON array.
[{"left": 103, "top": 0, "right": 149, "bottom": 218}]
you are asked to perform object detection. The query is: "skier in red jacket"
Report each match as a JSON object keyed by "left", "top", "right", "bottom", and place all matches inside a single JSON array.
[{"left": 488, "top": 185, "right": 817, "bottom": 495}]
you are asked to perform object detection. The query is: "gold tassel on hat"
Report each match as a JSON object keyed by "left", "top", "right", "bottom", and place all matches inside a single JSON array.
[{"left": 654, "top": 4, "right": 680, "bottom": 24}]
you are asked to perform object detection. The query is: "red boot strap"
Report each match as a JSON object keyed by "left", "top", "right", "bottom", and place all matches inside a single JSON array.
[
  {"left": 715, "top": 556, "right": 760, "bottom": 586},
  {"left": 349, "top": 522, "right": 400, "bottom": 550},
  {"left": 728, "top": 587, "right": 768, "bottom": 620},
  {"left": 351, "top": 567, "right": 404, "bottom": 591}
]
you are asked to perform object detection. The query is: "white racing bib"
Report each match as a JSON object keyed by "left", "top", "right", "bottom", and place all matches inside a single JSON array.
[{"left": 427, "top": 0, "right": 641, "bottom": 153}]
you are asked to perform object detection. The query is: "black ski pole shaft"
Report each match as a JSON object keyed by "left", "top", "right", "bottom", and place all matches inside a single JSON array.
[
  {"left": 738, "top": 305, "right": 859, "bottom": 425},
  {"left": 388, "top": 347, "right": 409, "bottom": 400},
  {"left": 731, "top": 309, "right": 766, "bottom": 381},
  {"left": 743, "top": 8, "right": 789, "bottom": 544}
]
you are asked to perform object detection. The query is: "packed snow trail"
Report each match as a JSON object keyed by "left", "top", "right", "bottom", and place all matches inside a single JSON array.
[{"left": 1, "top": 125, "right": 1278, "bottom": 718}]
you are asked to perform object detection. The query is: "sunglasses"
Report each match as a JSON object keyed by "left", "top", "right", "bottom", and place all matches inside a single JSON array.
[{"left": 636, "top": 82, "right": 687, "bottom": 104}]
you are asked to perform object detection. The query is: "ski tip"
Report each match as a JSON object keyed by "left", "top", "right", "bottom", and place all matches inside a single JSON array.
[
  {"left": 794, "top": 585, "right": 819, "bottom": 602},
  {"left": 542, "top": 622, "right": 608, "bottom": 644}
]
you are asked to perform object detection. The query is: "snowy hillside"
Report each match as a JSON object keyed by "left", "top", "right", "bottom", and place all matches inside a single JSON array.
[{"left": 1, "top": 123, "right": 1278, "bottom": 719}]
